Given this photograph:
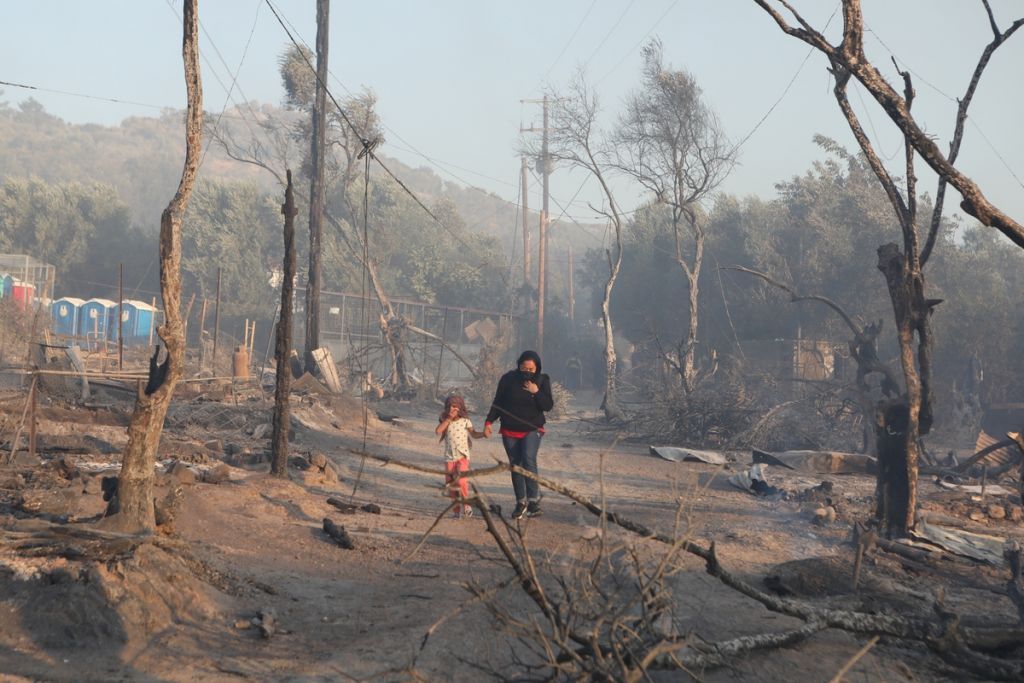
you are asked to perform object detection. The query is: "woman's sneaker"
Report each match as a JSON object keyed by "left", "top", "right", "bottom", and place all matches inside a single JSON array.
[
  {"left": 526, "top": 501, "right": 542, "bottom": 517},
  {"left": 510, "top": 502, "right": 528, "bottom": 520}
]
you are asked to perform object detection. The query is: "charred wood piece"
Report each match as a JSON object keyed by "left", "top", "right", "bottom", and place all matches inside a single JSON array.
[{"left": 323, "top": 518, "right": 354, "bottom": 549}]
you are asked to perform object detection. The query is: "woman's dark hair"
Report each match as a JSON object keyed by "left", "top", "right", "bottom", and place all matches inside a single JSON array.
[{"left": 517, "top": 350, "right": 542, "bottom": 374}]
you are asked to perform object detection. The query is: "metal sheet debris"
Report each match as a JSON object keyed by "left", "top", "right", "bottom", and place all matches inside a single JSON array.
[
  {"left": 752, "top": 448, "right": 876, "bottom": 474},
  {"left": 728, "top": 464, "right": 782, "bottom": 497},
  {"left": 649, "top": 446, "right": 726, "bottom": 465},
  {"left": 912, "top": 517, "right": 1007, "bottom": 565},
  {"left": 937, "top": 480, "right": 1014, "bottom": 496}
]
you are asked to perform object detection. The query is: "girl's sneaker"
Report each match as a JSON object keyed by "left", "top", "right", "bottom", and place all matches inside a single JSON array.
[{"left": 463, "top": 505, "right": 474, "bottom": 518}]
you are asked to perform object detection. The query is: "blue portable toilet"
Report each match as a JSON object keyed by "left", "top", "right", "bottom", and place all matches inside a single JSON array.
[
  {"left": 51, "top": 297, "right": 86, "bottom": 336},
  {"left": 107, "top": 301, "right": 133, "bottom": 343},
  {"left": 107, "top": 299, "right": 156, "bottom": 344},
  {"left": 1, "top": 274, "right": 12, "bottom": 299},
  {"left": 79, "top": 298, "right": 116, "bottom": 339},
  {"left": 125, "top": 299, "right": 157, "bottom": 342}
]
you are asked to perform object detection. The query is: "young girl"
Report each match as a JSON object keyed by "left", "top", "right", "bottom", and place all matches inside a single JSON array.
[{"left": 436, "top": 395, "right": 484, "bottom": 518}]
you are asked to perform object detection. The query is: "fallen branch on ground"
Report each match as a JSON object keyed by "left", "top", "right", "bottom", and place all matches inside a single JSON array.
[{"left": 345, "top": 447, "right": 1024, "bottom": 679}]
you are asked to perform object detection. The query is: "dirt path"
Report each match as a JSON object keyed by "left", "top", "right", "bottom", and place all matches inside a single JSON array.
[{"left": 2, "top": 391, "right": 1020, "bottom": 681}]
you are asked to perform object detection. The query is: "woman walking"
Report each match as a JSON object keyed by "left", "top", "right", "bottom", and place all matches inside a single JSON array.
[{"left": 483, "top": 350, "right": 554, "bottom": 519}]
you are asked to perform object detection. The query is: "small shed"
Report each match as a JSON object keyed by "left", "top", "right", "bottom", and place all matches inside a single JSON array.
[
  {"left": 79, "top": 298, "right": 116, "bottom": 338},
  {"left": 51, "top": 297, "right": 86, "bottom": 336}
]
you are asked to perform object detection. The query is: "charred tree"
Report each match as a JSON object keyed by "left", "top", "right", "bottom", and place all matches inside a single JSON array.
[
  {"left": 725, "top": 265, "right": 901, "bottom": 457},
  {"left": 616, "top": 40, "right": 734, "bottom": 394},
  {"left": 755, "top": 0, "right": 1023, "bottom": 536},
  {"left": 108, "top": 0, "right": 202, "bottom": 532},
  {"left": 271, "top": 171, "right": 298, "bottom": 477},
  {"left": 544, "top": 74, "right": 626, "bottom": 421}
]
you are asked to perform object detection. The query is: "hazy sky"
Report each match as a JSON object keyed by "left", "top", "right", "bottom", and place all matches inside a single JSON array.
[{"left": 2, "top": 0, "right": 1022, "bottom": 228}]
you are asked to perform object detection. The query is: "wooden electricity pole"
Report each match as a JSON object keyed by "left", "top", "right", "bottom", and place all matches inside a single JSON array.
[
  {"left": 521, "top": 157, "right": 531, "bottom": 287},
  {"left": 305, "top": 0, "right": 329, "bottom": 371},
  {"left": 521, "top": 96, "right": 551, "bottom": 353},
  {"left": 539, "top": 94, "right": 550, "bottom": 355}
]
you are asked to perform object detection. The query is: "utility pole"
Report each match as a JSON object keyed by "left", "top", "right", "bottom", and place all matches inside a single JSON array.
[
  {"left": 520, "top": 157, "right": 531, "bottom": 288},
  {"left": 521, "top": 95, "right": 551, "bottom": 354},
  {"left": 305, "top": 0, "right": 329, "bottom": 371}
]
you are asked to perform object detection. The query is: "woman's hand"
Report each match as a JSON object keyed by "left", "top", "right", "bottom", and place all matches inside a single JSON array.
[
  {"left": 523, "top": 380, "right": 539, "bottom": 394},
  {"left": 483, "top": 423, "right": 492, "bottom": 438}
]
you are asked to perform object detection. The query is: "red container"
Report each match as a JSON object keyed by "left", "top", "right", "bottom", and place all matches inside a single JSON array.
[{"left": 11, "top": 282, "right": 35, "bottom": 310}]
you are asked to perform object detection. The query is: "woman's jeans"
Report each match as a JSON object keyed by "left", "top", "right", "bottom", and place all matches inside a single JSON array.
[{"left": 502, "top": 431, "right": 542, "bottom": 502}]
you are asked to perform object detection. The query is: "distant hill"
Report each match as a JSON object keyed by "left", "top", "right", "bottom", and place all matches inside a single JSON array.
[{"left": 0, "top": 97, "right": 601, "bottom": 269}]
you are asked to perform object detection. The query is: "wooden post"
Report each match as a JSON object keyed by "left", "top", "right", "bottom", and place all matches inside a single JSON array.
[
  {"left": 212, "top": 267, "right": 221, "bottom": 374},
  {"left": 28, "top": 374, "right": 37, "bottom": 459},
  {"left": 118, "top": 263, "right": 124, "bottom": 370},
  {"left": 150, "top": 296, "right": 158, "bottom": 346},
  {"left": 567, "top": 243, "right": 575, "bottom": 325},
  {"left": 198, "top": 297, "right": 208, "bottom": 371},
  {"left": 339, "top": 293, "right": 347, "bottom": 354},
  {"left": 434, "top": 306, "right": 449, "bottom": 395}
]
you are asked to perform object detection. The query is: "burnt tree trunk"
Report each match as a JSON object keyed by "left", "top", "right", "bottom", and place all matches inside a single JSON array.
[
  {"left": 874, "top": 399, "right": 912, "bottom": 535},
  {"left": 271, "top": 171, "right": 298, "bottom": 477},
  {"left": 875, "top": 243, "right": 933, "bottom": 536},
  {"left": 675, "top": 214, "right": 704, "bottom": 394},
  {"left": 601, "top": 245, "right": 623, "bottom": 421},
  {"left": 108, "top": 0, "right": 202, "bottom": 533}
]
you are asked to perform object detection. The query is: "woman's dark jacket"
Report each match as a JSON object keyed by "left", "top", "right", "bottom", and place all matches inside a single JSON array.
[{"left": 485, "top": 370, "right": 554, "bottom": 432}]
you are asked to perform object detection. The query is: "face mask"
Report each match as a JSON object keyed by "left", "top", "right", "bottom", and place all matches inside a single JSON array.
[{"left": 519, "top": 370, "right": 536, "bottom": 382}]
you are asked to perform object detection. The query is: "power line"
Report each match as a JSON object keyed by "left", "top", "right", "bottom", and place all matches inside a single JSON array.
[
  {"left": 730, "top": 3, "right": 840, "bottom": 157},
  {"left": 967, "top": 117, "right": 1024, "bottom": 191},
  {"left": 0, "top": 78, "right": 171, "bottom": 113},
  {"left": 852, "top": 81, "right": 899, "bottom": 162},
  {"left": 532, "top": 0, "right": 598, "bottom": 93},
  {"left": 596, "top": 0, "right": 681, "bottom": 85},
  {"left": 864, "top": 26, "right": 957, "bottom": 103},
  {"left": 262, "top": 0, "right": 514, "bottom": 287},
  {"left": 260, "top": 0, "right": 606, "bottom": 227},
  {"left": 864, "top": 23, "right": 1024, "bottom": 190},
  {"left": 581, "top": 0, "right": 638, "bottom": 72},
  {"left": 0, "top": 76, "right": 262, "bottom": 127}
]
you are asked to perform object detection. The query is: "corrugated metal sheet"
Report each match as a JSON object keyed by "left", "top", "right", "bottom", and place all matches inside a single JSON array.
[{"left": 972, "top": 430, "right": 1016, "bottom": 468}]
